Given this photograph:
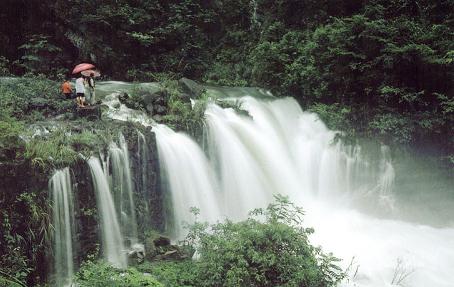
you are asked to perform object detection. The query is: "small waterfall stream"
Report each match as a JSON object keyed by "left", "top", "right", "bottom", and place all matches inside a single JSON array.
[
  {"left": 107, "top": 134, "right": 139, "bottom": 244},
  {"left": 87, "top": 157, "right": 127, "bottom": 268},
  {"left": 49, "top": 168, "right": 75, "bottom": 287}
]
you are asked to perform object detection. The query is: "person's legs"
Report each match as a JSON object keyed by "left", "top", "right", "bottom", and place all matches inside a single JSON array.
[
  {"left": 81, "top": 96, "right": 86, "bottom": 107},
  {"left": 76, "top": 93, "right": 84, "bottom": 107}
]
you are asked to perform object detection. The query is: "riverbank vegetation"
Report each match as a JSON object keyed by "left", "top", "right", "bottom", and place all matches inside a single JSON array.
[{"left": 74, "top": 196, "right": 345, "bottom": 287}]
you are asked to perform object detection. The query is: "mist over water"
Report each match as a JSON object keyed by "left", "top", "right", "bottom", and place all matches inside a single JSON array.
[{"left": 153, "top": 96, "right": 454, "bottom": 287}]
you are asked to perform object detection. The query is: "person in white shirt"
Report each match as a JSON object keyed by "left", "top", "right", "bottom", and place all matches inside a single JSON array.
[{"left": 75, "top": 75, "right": 86, "bottom": 107}]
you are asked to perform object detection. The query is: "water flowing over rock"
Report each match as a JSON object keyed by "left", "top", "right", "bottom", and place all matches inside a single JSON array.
[
  {"left": 88, "top": 157, "right": 127, "bottom": 268},
  {"left": 153, "top": 95, "right": 454, "bottom": 287},
  {"left": 49, "top": 168, "right": 75, "bottom": 287},
  {"left": 154, "top": 124, "right": 221, "bottom": 238},
  {"left": 107, "top": 134, "right": 139, "bottom": 245}
]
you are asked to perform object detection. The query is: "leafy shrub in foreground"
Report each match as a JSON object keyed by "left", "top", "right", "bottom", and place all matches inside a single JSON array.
[
  {"left": 184, "top": 195, "right": 346, "bottom": 287},
  {"left": 75, "top": 260, "right": 162, "bottom": 287}
]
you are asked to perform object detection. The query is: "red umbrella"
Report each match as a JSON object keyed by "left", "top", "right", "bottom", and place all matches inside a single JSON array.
[
  {"left": 72, "top": 63, "right": 95, "bottom": 74},
  {"left": 81, "top": 70, "right": 101, "bottom": 77}
]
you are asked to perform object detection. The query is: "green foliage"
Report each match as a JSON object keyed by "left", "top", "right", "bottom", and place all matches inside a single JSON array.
[
  {"left": 75, "top": 260, "right": 162, "bottom": 287},
  {"left": 0, "top": 115, "right": 25, "bottom": 160},
  {"left": 18, "top": 35, "right": 64, "bottom": 76},
  {"left": 0, "top": 76, "right": 72, "bottom": 123},
  {"left": 0, "top": 56, "right": 11, "bottom": 76},
  {"left": 0, "top": 189, "right": 51, "bottom": 287},
  {"left": 24, "top": 128, "right": 103, "bottom": 170},
  {"left": 136, "top": 260, "right": 198, "bottom": 287},
  {"left": 309, "top": 103, "right": 352, "bottom": 133},
  {"left": 0, "top": 211, "right": 32, "bottom": 284},
  {"left": 183, "top": 195, "right": 346, "bottom": 287},
  {"left": 369, "top": 113, "right": 414, "bottom": 145}
]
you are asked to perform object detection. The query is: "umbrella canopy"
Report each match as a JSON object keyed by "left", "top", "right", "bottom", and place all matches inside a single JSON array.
[
  {"left": 81, "top": 70, "right": 101, "bottom": 77},
  {"left": 72, "top": 63, "right": 95, "bottom": 74}
]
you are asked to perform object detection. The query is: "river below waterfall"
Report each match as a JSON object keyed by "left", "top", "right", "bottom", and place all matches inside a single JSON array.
[{"left": 101, "top": 82, "right": 454, "bottom": 287}]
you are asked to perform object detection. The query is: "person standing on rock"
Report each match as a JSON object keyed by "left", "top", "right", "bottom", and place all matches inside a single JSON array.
[
  {"left": 87, "top": 72, "right": 96, "bottom": 105},
  {"left": 75, "top": 75, "right": 86, "bottom": 107}
]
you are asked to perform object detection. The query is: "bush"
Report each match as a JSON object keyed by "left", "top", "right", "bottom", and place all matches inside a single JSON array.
[
  {"left": 184, "top": 195, "right": 346, "bottom": 287},
  {"left": 75, "top": 260, "right": 162, "bottom": 287},
  {"left": 0, "top": 115, "right": 25, "bottom": 160},
  {"left": 136, "top": 260, "right": 198, "bottom": 287},
  {"left": 309, "top": 103, "right": 352, "bottom": 133}
]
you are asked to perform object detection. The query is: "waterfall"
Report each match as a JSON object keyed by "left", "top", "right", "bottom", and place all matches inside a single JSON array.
[
  {"left": 154, "top": 124, "right": 221, "bottom": 238},
  {"left": 154, "top": 95, "right": 454, "bottom": 287},
  {"left": 49, "top": 168, "right": 75, "bottom": 287},
  {"left": 107, "top": 134, "right": 138, "bottom": 245},
  {"left": 87, "top": 157, "right": 127, "bottom": 268}
]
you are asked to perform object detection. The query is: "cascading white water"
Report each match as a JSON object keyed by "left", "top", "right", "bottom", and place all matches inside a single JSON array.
[
  {"left": 87, "top": 157, "right": 127, "bottom": 268},
  {"left": 49, "top": 168, "right": 75, "bottom": 287},
  {"left": 107, "top": 134, "right": 138, "bottom": 244},
  {"left": 154, "top": 95, "right": 454, "bottom": 287},
  {"left": 154, "top": 124, "right": 221, "bottom": 238}
]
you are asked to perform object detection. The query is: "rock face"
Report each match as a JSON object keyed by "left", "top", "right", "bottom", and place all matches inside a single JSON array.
[
  {"left": 76, "top": 105, "right": 101, "bottom": 120},
  {"left": 178, "top": 77, "right": 205, "bottom": 99},
  {"left": 139, "top": 89, "right": 169, "bottom": 119}
]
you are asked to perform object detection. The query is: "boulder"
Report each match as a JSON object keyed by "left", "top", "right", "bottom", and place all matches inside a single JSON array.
[
  {"left": 154, "top": 105, "right": 167, "bottom": 115},
  {"left": 128, "top": 243, "right": 145, "bottom": 265},
  {"left": 154, "top": 245, "right": 187, "bottom": 261},
  {"left": 146, "top": 103, "right": 154, "bottom": 114},
  {"left": 178, "top": 78, "right": 205, "bottom": 99},
  {"left": 118, "top": 92, "right": 129, "bottom": 103},
  {"left": 144, "top": 232, "right": 181, "bottom": 260},
  {"left": 141, "top": 90, "right": 167, "bottom": 106},
  {"left": 153, "top": 235, "right": 171, "bottom": 247}
]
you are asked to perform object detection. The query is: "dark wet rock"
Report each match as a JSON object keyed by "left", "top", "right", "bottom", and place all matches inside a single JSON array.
[
  {"left": 153, "top": 235, "right": 171, "bottom": 247},
  {"left": 119, "top": 92, "right": 129, "bottom": 103},
  {"left": 141, "top": 90, "right": 167, "bottom": 106},
  {"left": 28, "top": 97, "right": 50, "bottom": 109},
  {"left": 146, "top": 103, "right": 154, "bottom": 114},
  {"left": 128, "top": 243, "right": 145, "bottom": 265},
  {"left": 154, "top": 105, "right": 167, "bottom": 115},
  {"left": 178, "top": 77, "right": 205, "bottom": 99},
  {"left": 144, "top": 233, "right": 172, "bottom": 260},
  {"left": 76, "top": 105, "right": 101, "bottom": 120}
]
